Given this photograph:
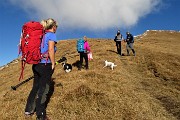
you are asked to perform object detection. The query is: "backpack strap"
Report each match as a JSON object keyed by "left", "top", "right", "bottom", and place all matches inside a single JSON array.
[
  {"left": 41, "top": 30, "right": 52, "bottom": 48},
  {"left": 19, "top": 61, "right": 26, "bottom": 81},
  {"left": 41, "top": 50, "right": 49, "bottom": 65},
  {"left": 18, "top": 31, "right": 23, "bottom": 56}
]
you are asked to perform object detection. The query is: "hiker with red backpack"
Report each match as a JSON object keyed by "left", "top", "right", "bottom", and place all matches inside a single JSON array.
[{"left": 23, "top": 18, "right": 58, "bottom": 120}]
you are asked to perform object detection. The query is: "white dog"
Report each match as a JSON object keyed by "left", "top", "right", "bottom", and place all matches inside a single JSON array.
[{"left": 103, "top": 60, "right": 117, "bottom": 70}]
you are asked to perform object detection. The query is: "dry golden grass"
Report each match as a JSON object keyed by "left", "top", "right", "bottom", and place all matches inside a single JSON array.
[{"left": 0, "top": 30, "right": 180, "bottom": 120}]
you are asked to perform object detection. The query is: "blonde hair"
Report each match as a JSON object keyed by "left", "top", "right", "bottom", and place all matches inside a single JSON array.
[
  {"left": 83, "top": 36, "right": 87, "bottom": 41},
  {"left": 40, "top": 18, "right": 58, "bottom": 30}
]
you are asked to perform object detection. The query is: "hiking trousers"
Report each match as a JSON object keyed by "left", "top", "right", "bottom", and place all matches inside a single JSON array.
[
  {"left": 79, "top": 52, "right": 88, "bottom": 69},
  {"left": 25, "top": 63, "right": 54, "bottom": 118},
  {"left": 116, "top": 41, "right": 122, "bottom": 55},
  {"left": 126, "top": 43, "right": 135, "bottom": 55}
]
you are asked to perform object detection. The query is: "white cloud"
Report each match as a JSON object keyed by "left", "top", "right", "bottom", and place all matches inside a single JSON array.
[{"left": 8, "top": 0, "right": 162, "bottom": 30}]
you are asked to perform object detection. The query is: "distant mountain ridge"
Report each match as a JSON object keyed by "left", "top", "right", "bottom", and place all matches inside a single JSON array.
[{"left": 134, "top": 29, "right": 180, "bottom": 38}]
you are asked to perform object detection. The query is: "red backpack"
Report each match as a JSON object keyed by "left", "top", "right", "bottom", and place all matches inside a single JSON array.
[{"left": 18, "top": 21, "right": 44, "bottom": 80}]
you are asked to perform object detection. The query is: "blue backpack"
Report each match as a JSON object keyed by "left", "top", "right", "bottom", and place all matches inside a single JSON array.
[{"left": 77, "top": 38, "right": 85, "bottom": 52}]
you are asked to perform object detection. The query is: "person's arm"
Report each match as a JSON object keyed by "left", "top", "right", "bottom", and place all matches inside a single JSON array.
[
  {"left": 114, "top": 35, "right": 117, "bottom": 42},
  {"left": 126, "top": 35, "right": 129, "bottom": 42},
  {"left": 85, "top": 42, "right": 91, "bottom": 52},
  {"left": 48, "top": 41, "right": 55, "bottom": 69},
  {"left": 129, "top": 34, "right": 133, "bottom": 43}
]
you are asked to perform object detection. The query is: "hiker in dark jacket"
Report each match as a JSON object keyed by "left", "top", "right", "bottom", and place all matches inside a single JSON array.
[
  {"left": 114, "top": 30, "right": 124, "bottom": 56},
  {"left": 125, "top": 31, "right": 136, "bottom": 56}
]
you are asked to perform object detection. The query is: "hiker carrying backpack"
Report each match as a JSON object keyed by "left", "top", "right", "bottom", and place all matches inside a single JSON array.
[
  {"left": 125, "top": 31, "right": 136, "bottom": 56},
  {"left": 18, "top": 21, "right": 45, "bottom": 80},
  {"left": 24, "top": 18, "right": 58, "bottom": 120},
  {"left": 77, "top": 38, "right": 85, "bottom": 53},
  {"left": 126, "top": 32, "right": 134, "bottom": 44},
  {"left": 114, "top": 30, "right": 124, "bottom": 56},
  {"left": 76, "top": 36, "right": 91, "bottom": 70}
]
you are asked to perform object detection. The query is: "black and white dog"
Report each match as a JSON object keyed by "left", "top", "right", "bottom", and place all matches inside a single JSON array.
[
  {"left": 62, "top": 62, "right": 72, "bottom": 73},
  {"left": 56, "top": 57, "right": 72, "bottom": 73}
]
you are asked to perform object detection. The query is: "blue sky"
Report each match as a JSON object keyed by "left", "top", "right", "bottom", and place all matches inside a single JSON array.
[{"left": 0, "top": 0, "right": 179, "bottom": 67}]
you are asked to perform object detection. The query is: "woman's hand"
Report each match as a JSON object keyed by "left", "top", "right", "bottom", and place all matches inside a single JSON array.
[{"left": 52, "top": 63, "right": 55, "bottom": 70}]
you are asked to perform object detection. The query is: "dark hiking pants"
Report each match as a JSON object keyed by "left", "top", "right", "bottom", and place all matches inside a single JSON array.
[
  {"left": 25, "top": 63, "right": 54, "bottom": 118},
  {"left": 79, "top": 52, "right": 88, "bottom": 69},
  {"left": 116, "top": 41, "right": 122, "bottom": 55},
  {"left": 126, "top": 43, "right": 135, "bottom": 55}
]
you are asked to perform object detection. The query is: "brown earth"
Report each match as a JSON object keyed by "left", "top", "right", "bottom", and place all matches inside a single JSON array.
[{"left": 0, "top": 30, "right": 180, "bottom": 120}]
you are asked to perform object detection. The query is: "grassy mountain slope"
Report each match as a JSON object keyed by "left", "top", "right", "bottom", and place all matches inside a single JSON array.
[{"left": 0, "top": 30, "right": 180, "bottom": 120}]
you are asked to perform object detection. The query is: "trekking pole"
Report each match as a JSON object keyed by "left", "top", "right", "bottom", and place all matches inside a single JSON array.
[
  {"left": 11, "top": 56, "right": 67, "bottom": 90},
  {"left": 3, "top": 57, "right": 65, "bottom": 96},
  {"left": 3, "top": 76, "right": 34, "bottom": 97},
  {"left": 11, "top": 76, "right": 34, "bottom": 90}
]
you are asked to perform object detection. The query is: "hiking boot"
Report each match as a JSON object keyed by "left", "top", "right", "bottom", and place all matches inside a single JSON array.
[
  {"left": 132, "top": 49, "right": 136, "bottom": 56},
  {"left": 85, "top": 65, "right": 89, "bottom": 70},
  {"left": 24, "top": 112, "right": 34, "bottom": 116},
  {"left": 133, "top": 52, "right": 136, "bottom": 56},
  {"left": 36, "top": 116, "right": 50, "bottom": 120},
  {"left": 25, "top": 112, "right": 34, "bottom": 118}
]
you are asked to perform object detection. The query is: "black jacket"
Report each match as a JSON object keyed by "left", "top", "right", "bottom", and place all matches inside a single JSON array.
[{"left": 126, "top": 34, "right": 134, "bottom": 44}]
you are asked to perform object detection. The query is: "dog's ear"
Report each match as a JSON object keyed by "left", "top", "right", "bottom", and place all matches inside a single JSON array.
[
  {"left": 61, "top": 62, "right": 65, "bottom": 66},
  {"left": 58, "top": 57, "right": 67, "bottom": 63}
]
